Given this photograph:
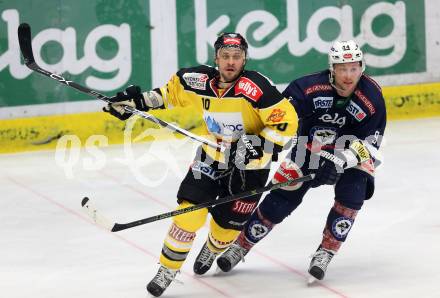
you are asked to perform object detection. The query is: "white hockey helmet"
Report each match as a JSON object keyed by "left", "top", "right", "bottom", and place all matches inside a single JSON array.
[{"left": 328, "top": 40, "right": 365, "bottom": 73}]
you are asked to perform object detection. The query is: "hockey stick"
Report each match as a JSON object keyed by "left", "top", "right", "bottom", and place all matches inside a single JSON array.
[
  {"left": 81, "top": 174, "right": 314, "bottom": 232},
  {"left": 17, "top": 23, "right": 224, "bottom": 151}
]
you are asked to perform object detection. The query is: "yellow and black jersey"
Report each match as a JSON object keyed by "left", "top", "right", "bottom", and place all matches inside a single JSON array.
[{"left": 158, "top": 65, "right": 298, "bottom": 168}]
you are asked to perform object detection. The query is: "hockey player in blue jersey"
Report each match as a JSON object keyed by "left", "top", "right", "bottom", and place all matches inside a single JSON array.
[{"left": 216, "top": 40, "right": 387, "bottom": 282}]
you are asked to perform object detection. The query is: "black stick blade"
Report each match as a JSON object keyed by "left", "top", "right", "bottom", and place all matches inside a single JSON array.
[
  {"left": 81, "top": 197, "right": 89, "bottom": 207},
  {"left": 18, "top": 23, "right": 35, "bottom": 65}
]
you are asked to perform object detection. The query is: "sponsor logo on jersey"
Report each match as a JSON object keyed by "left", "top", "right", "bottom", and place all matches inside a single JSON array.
[
  {"left": 331, "top": 217, "right": 354, "bottom": 239},
  {"left": 318, "top": 113, "right": 346, "bottom": 127},
  {"left": 232, "top": 200, "right": 257, "bottom": 214},
  {"left": 305, "top": 84, "right": 332, "bottom": 95},
  {"left": 310, "top": 127, "right": 337, "bottom": 145},
  {"left": 354, "top": 90, "right": 376, "bottom": 114},
  {"left": 346, "top": 100, "right": 367, "bottom": 121},
  {"left": 235, "top": 77, "right": 263, "bottom": 102},
  {"left": 203, "top": 112, "right": 244, "bottom": 138},
  {"left": 182, "top": 72, "right": 209, "bottom": 90},
  {"left": 266, "top": 108, "right": 286, "bottom": 122},
  {"left": 190, "top": 160, "right": 217, "bottom": 179},
  {"left": 313, "top": 96, "right": 333, "bottom": 109}
]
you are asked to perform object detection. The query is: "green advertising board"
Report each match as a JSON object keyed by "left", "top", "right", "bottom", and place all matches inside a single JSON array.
[
  {"left": 0, "top": 0, "right": 429, "bottom": 110},
  {"left": 176, "top": 0, "right": 425, "bottom": 78},
  {"left": 0, "top": 0, "right": 151, "bottom": 107}
]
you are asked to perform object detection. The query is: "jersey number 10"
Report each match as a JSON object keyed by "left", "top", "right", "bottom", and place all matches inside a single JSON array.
[{"left": 202, "top": 97, "right": 211, "bottom": 110}]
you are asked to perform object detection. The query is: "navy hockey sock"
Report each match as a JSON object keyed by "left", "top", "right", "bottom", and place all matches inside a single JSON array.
[
  {"left": 241, "top": 208, "right": 276, "bottom": 249},
  {"left": 321, "top": 201, "right": 358, "bottom": 252}
]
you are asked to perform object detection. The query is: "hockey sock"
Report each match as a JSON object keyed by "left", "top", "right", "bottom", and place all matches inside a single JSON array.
[
  {"left": 240, "top": 207, "right": 276, "bottom": 250},
  {"left": 207, "top": 218, "right": 240, "bottom": 253},
  {"left": 321, "top": 201, "right": 358, "bottom": 252},
  {"left": 160, "top": 201, "right": 208, "bottom": 269}
]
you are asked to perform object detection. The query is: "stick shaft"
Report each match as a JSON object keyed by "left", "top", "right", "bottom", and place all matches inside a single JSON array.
[{"left": 17, "top": 23, "right": 223, "bottom": 151}]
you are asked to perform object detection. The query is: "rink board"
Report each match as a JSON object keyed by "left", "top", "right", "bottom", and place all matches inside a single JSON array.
[{"left": 0, "top": 107, "right": 203, "bottom": 153}]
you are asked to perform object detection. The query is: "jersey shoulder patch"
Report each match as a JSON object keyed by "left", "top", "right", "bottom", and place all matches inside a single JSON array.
[
  {"left": 236, "top": 70, "right": 284, "bottom": 106},
  {"left": 182, "top": 72, "right": 210, "bottom": 90},
  {"left": 234, "top": 76, "right": 264, "bottom": 102},
  {"left": 355, "top": 75, "right": 385, "bottom": 115},
  {"left": 304, "top": 84, "right": 333, "bottom": 96},
  {"left": 346, "top": 100, "right": 368, "bottom": 121},
  {"left": 354, "top": 89, "right": 376, "bottom": 115},
  {"left": 296, "top": 71, "right": 332, "bottom": 96},
  {"left": 177, "top": 65, "right": 216, "bottom": 91}
]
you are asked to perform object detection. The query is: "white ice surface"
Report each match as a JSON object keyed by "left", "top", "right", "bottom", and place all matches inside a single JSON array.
[{"left": 1, "top": 118, "right": 440, "bottom": 298}]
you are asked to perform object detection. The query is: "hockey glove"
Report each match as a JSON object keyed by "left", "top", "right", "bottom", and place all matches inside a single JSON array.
[
  {"left": 229, "top": 134, "right": 264, "bottom": 169},
  {"left": 310, "top": 158, "right": 341, "bottom": 188},
  {"left": 103, "top": 85, "right": 164, "bottom": 120}
]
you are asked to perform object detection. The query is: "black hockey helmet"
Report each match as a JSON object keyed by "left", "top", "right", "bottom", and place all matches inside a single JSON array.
[{"left": 214, "top": 32, "right": 248, "bottom": 58}]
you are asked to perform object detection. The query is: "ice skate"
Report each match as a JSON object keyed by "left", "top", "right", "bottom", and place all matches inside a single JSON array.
[
  {"left": 216, "top": 242, "right": 249, "bottom": 272},
  {"left": 193, "top": 243, "right": 219, "bottom": 275},
  {"left": 146, "top": 265, "right": 179, "bottom": 297},
  {"left": 308, "top": 246, "right": 334, "bottom": 282}
]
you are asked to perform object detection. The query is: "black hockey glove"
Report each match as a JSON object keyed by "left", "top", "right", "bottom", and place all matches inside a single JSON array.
[
  {"left": 310, "top": 158, "right": 342, "bottom": 188},
  {"left": 229, "top": 134, "right": 264, "bottom": 169},
  {"left": 103, "top": 85, "right": 149, "bottom": 120}
]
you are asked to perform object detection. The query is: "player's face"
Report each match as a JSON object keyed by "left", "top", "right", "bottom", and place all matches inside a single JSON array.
[
  {"left": 333, "top": 62, "right": 363, "bottom": 96},
  {"left": 215, "top": 47, "right": 246, "bottom": 83}
]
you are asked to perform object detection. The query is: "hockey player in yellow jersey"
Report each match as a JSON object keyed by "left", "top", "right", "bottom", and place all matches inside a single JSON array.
[{"left": 105, "top": 32, "right": 298, "bottom": 297}]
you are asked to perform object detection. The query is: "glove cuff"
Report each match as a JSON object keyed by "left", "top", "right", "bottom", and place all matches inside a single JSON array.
[
  {"left": 340, "top": 149, "right": 359, "bottom": 169},
  {"left": 142, "top": 90, "right": 164, "bottom": 110},
  {"left": 339, "top": 140, "right": 371, "bottom": 169}
]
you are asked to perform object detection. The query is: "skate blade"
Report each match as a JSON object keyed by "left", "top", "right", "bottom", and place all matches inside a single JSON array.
[
  {"left": 307, "top": 275, "right": 317, "bottom": 285},
  {"left": 213, "top": 266, "right": 224, "bottom": 275}
]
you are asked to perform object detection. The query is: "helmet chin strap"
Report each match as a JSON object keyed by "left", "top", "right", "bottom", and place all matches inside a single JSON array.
[{"left": 329, "top": 72, "right": 345, "bottom": 94}]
